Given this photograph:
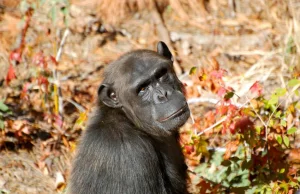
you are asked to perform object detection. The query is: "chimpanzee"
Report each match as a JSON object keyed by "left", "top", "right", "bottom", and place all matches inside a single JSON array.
[{"left": 68, "top": 41, "right": 190, "bottom": 194}]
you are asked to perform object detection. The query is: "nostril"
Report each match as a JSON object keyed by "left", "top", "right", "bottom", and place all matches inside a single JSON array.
[
  {"left": 154, "top": 88, "right": 169, "bottom": 104},
  {"left": 157, "top": 91, "right": 168, "bottom": 101},
  {"left": 158, "top": 95, "right": 166, "bottom": 100}
]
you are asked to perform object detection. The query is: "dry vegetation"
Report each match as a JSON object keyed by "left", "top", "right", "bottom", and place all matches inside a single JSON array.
[{"left": 1, "top": 0, "right": 300, "bottom": 193}]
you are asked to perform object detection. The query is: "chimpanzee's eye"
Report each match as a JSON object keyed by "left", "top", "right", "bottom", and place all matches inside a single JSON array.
[
  {"left": 139, "top": 87, "right": 146, "bottom": 92},
  {"left": 110, "top": 92, "right": 117, "bottom": 100},
  {"left": 138, "top": 82, "right": 150, "bottom": 95}
]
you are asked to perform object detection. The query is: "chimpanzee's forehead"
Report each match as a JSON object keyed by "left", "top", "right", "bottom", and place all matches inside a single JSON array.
[
  {"left": 132, "top": 57, "right": 162, "bottom": 73},
  {"left": 125, "top": 53, "right": 171, "bottom": 82},
  {"left": 107, "top": 50, "right": 172, "bottom": 89},
  {"left": 129, "top": 51, "right": 167, "bottom": 68}
]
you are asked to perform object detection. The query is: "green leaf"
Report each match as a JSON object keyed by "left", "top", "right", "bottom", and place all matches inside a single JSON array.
[
  {"left": 296, "top": 102, "right": 300, "bottom": 110},
  {"left": 275, "top": 110, "right": 282, "bottom": 118},
  {"left": 61, "top": 6, "right": 69, "bottom": 26},
  {"left": 242, "top": 108, "right": 256, "bottom": 117},
  {"left": 224, "top": 91, "right": 234, "bottom": 100},
  {"left": 286, "top": 36, "right": 295, "bottom": 54},
  {"left": 279, "top": 168, "right": 285, "bottom": 173},
  {"left": 269, "top": 119, "right": 274, "bottom": 127},
  {"left": 283, "top": 135, "right": 290, "bottom": 147},
  {"left": 255, "top": 126, "right": 262, "bottom": 134},
  {"left": 221, "top": 160, "right": 231, "bottom": 167},
  {"left": 0, "top": 120, "right": 4, "bottom": 129},
  {"left": 288, "top": 79, "right": 300, "bottom": 87},
  {"left": 280, "top": 119, "right": 287, "bottom": 127},
  {"left": 262, "top": 148, "right": 268, "bottom": 156},
  {"left": 266, "top": 189, "right": 272, "bottom": 194},
  {"left": 166, "top": 5, "right": 172, "bottom": 13},
  {"left": 230, "top": 156, "right": 240, "bottom": 162},
  {"left": 189, "top": 67, "right": 197, "bottom": 75},
  {"left": 0, "top": 101, "right": 9, "bottom": 112},
  {"left": 269, "top": 104, "right": 277, "bottom": 112},
  {"left": 287, "top": 127, "right": 297, "bottom": 135},
  {"left": 289, "top": 181, "right": 297, "bottom": 187},
  {"left": 51, "top": 7, "right": 57, "bottom": 22},
  {"left": 195, "top": 139, "right": 209, "bottom": 156},
  {"left": 275, "top": 88, "right": 286, "bottom": 97},
  {"left": 241, "top": 160, "right": 252, "bottom": 170},
  {"left": 268, "top": 94, "right": 278, "bottom": 105},
  {"left": 279, "top": 182, "right": 288, "bottom": 193},
  {"left": 276, "top": 135, "right": 282, "bottom": 145}
]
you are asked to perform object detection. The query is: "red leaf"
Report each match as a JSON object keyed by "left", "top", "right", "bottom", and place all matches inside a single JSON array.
[
  {"left": 228, "top": 104, "right": 238, "bottom": 114},
  {"left": 21, "top": 82, "right": 30, "bottom": 100},
  {"left": 217, "top": 87, "right": 226, "bottom": 97},
  {"left": 216, "top": 104, "right": 228, "bottom": 115},
  {"left": 23, "top": 83, "right": 30, "bottom": 93},
  {"left": 227, "top": 86, "right": 234, "bottom": 91},
  {"left": 184, "top": 145, "right": 194, "bottom": 155},
  {"left": 9, "top": 49, "right": 22, "bottom": 63},
  {"left": 210, "top": 69, "right": 227, "bottom": 79},
  {"left": 33, "top": 52, "right": 47, "bottom": 68},
  {"left": 199, "top": 181, "right": 212, "bottom": 193},
  {"left": 54, "top": 114, "right": 63, "bottom": 128},
  {"left": 229, "top": 123, "right": 236, "bottom": 134},
  {"left": 233, "top": 116, "right": 253, "bottom": 133},
  {"left": 49, "top": 55, "right": 58, "bottom": 66},
  {"left": 204, "top": 111, "right": 215, "bottom": 124},
  {"left": 224, "top": 140, "right": 239, "bottom": 159},
  {"left": 221, "top": 126, "right": 227, "bottom": 134},
  {"left": 250, "top": 81, "right": 263, "bottom": 96},
  {"left": 181, "top": 83, "right": 187, "bottom": 97},
  {"left": 38, "top": 76, "right": 49, "bottom": 86},
  {"left": 6, "top": 64, "right": 16, "bottom": 84}
]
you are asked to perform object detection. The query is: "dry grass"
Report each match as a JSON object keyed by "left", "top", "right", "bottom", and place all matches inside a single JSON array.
[
  {"left": 223, "top": 0, "right": 300, "bottom": 104},
  {"left": 70, "top": 0, "right": 206, "bottom": 24}
]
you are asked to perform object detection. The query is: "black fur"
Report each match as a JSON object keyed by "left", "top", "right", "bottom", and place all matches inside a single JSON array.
[{"left": 69, "top": 42, "right": 190, "bottom": 194}]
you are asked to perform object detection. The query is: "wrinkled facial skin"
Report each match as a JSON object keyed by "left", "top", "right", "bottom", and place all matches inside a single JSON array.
[{"left": 118, "top": 52, "right": 190, "bottom": 135}]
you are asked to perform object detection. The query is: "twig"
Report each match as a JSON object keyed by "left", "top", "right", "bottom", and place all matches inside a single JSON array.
[
  {"left": 56, "top": 29, "right": 70, "bottom": 62},
  {"left": 65, "top": 99, "right": 85, "bottom": 112},
  {"left": 188, "top": 97, "right": 219, "bottom": 105},
  {"left": 17, "top": 8, "right": 34, "bottom": 59},
  {"left": 188, "top": 97, "right": 246, "bottom": 108},
  {"left": 197, "top": 116, "right": 227, "bottom": 136},
  {"left": 150, "top": 0, "right": 182, "bottom": 75},
  {"left": 223, "top": 50, "right": 280, "bottom": 56},
  {"left": 245, "top": 95, "right": 268, "bottom": 140},
  {"left": 53, "top": 29, "right": 70, "bottom": 120}
]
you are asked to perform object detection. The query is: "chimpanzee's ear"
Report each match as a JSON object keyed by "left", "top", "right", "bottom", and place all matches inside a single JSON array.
[
  {"left": 98, "top": 84, "right": 121, "bottom": 108},
  {"left": 157, "top": 41, "right": 174, "bottom": 62}
]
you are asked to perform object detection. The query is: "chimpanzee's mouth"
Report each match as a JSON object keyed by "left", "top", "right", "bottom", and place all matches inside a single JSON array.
[{"left": 158, "top": 104, "right": 188, "bottom": 122}]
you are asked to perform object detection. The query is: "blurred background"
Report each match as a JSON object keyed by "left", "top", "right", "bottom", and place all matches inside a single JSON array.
[{"left": 1, "top": 0, "right": 300, "bottom": 193}]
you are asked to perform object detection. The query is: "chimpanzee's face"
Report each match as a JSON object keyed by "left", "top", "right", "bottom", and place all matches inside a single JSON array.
[{"left": 99, "top": 42, "right": 190, "bottom": 135}]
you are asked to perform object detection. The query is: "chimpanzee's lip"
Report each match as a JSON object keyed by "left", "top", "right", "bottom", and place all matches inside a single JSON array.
[{"left": 158, "top": 104, "right": 188, "bottom": 122}]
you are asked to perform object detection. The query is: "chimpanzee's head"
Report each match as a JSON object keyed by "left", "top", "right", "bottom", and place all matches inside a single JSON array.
[{"left": 98, "top": 42, "right": 190, "bottom": 136}]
